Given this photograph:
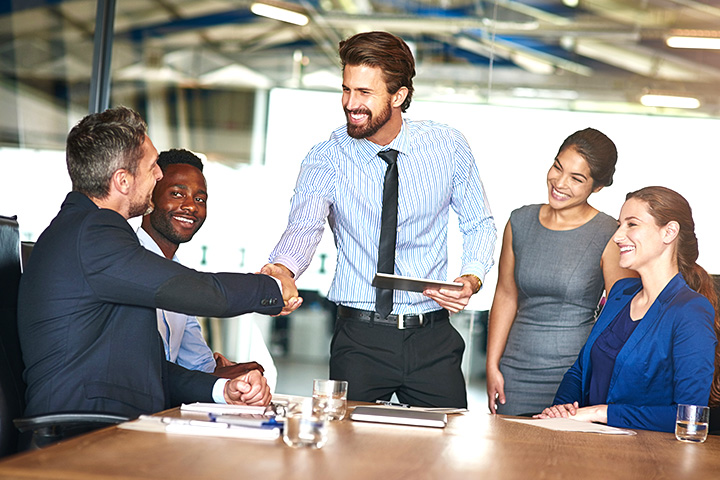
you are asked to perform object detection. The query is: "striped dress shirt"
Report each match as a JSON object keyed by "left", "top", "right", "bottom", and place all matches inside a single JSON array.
[{"left": 269, "top": 118, "right": 497, "bottom": 314}]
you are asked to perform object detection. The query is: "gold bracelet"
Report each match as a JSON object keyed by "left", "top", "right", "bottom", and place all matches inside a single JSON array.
[{"left": 461, "top": 274, "right": 482, "bottom": 294}]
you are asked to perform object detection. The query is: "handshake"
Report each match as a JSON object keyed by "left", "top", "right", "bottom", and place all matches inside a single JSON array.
[{"left": 260, "top": 263, "right": 303, "bottom": 316}]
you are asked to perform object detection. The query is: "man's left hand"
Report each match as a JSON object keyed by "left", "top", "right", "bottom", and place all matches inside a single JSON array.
[
  {"left": 223, "top": 369, "right": 271, "bottom": 406},
  {"left": 423, "top": 276, "right": 478, "bottom": 313}
]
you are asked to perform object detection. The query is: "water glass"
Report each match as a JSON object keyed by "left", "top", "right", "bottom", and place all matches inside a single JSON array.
[
  {"left": 675, "top": 404, "right": 710, "bottom": 443},
  {"left": 282, "top": 398, "right": 328, "bottom": 449},
  {"left": 312, "top": 379, "right": 349, "bottom": 421}
]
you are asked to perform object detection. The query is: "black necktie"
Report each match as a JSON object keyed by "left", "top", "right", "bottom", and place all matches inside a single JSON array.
[{"left": 376, "top": 149, "right": 399, "bottom": 318}]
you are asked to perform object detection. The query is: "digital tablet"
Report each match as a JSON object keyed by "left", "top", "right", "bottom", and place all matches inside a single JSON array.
[{"left": 371, "top": 273, "right": 463, "bottom": 293}]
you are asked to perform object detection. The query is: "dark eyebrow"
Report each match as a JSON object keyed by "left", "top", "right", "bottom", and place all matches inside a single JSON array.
[
  {"left": 169, "top": 184, "right": 207, "bottom": 197},
  {"left": 555, "top": 156, "right": 588, "bottom": 180}
]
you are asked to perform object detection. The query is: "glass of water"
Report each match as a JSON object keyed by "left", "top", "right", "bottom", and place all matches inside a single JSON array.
[
  {"left": 312, "top": 379, "right": 349, "bottom": 421},
  {"left": 675, "top": 404, "right": 710, "bottom": 443},
  {"left": 282, "top": 397, "right": 328, "bottom": 449}
]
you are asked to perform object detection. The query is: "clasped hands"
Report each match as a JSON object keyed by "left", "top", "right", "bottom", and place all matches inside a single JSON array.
[
  {"left": 223, "top": 369, "right": 271, "bottom": 406},
  {"left": 260, "top": 263, "right": 303, "bottom": 315},
  {"left": 533, "top": 401, "right": 608, "bottom": 424}
]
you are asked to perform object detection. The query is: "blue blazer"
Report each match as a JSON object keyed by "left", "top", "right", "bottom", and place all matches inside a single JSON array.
[{"left": 554, "top": 274, "right": 717, "bottom": 432}]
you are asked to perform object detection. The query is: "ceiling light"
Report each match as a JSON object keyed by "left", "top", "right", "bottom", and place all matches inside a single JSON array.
[
  {"left": 251, "top": 3, "right": 309, "bottom": 26},
  {"left": 510, "top": 52, "right": 555, "bottom": 75},
  {"left": 666, "top": 36, "right": 720, "bottom": 50},
  {"left": 563, "top": 0, "right": 580, "bottom": 7},
  {"left": 640, "top": 94, "right": 700, "bottom": 109}
]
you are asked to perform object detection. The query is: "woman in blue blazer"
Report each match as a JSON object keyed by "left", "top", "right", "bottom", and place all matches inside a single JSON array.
[{"left": 536, "top": 186, "right": 720, "bottom": 432}]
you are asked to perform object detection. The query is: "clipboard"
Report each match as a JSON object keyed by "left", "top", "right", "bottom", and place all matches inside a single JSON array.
[{"left": 372, "top": 273, "right": 463, "bottom": 293}]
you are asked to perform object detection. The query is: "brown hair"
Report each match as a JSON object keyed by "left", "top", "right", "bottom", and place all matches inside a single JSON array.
[
  {"left": 626, "top": 186, "right": 720, "bottom": 406},
  {"left": 338, "top": 31, "right": 415, "bottom": 112},
  {"left": 558, "top": 127, "right": 617, "bottom": 189}
]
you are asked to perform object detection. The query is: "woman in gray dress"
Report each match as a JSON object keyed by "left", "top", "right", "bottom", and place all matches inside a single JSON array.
[{"left": 486, "top": 128, "right": 635, "bottom": 416}]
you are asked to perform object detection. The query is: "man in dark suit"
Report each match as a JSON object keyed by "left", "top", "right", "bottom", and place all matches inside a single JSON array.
[{"left": 18, "top": 106, "right": 301, "bottom": 418}]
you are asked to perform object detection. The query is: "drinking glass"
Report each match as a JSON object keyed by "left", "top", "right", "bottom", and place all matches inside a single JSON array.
[
  {"left": 312, "top": 379, "right": 349, "bottom": 421},
  {"left": 282, "top": 398, "right": 328, "bottom": 449},
  {"left": 675, "top": 404, "right": 710, "bottom": 443}
]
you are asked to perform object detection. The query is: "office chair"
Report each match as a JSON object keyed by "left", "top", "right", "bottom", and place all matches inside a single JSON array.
[{"left": 0, "top": 215, "right": 128, "bottom": 457}]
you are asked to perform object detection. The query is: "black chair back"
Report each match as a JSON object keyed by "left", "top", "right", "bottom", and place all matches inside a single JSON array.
[{"left": 0, "top": 215, "right": 26, "bottom": 457}]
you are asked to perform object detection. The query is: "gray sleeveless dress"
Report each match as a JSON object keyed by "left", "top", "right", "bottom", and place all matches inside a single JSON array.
[{"left": 496, "top": 204, "right": 618, "bottom": 416}]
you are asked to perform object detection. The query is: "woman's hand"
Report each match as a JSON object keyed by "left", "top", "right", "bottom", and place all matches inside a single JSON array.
[
  {"left": 486, "top": 366, "right": 506, "bottom": 414},
  {"left": 534, "top": 401, "right": 579, "bottom": 419},
  {"left": 534, "top": 403, "right": 608, "bottom": 424}
]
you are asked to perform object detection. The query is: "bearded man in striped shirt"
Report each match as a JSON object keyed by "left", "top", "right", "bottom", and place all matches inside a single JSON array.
[{"left": 264, "top": 31, "right": 496, "bottom": 408}]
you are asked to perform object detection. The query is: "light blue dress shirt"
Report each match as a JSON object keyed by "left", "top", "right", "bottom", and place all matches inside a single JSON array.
[
  {"left": 269, "top": 119, "right": 496, "bottom": 314},
  {"left": 136, "top": 227, "right": 216, "bottom": 373}
]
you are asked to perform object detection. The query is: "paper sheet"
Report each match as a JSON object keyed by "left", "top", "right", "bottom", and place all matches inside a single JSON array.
[
  {"left": 504, "top": 417, "right": 636, "bottom": 435},
  {"left": 180, "top": 402, "right": 268, "bottom": 415},
  {"left": 118, "top": 415, "right": 281, "bottom": 440}
]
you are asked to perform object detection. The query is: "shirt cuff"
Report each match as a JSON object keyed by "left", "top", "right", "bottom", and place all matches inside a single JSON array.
[
  {"left": 212, "top": 378, "right": 229, "bottom": 404},
  {"left": 270, "top": 276, "right": 283, "bottom": 296}
]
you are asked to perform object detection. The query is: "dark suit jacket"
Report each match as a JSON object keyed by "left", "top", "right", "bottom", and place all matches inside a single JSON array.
[
  {"left": 554, "top": 274, "right": 717, "bottom": 432},
  {"left": 18, "top": 192, "right": 283, "bottom": 417}
]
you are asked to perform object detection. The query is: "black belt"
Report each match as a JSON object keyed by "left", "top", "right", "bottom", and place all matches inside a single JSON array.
[{"left": 337, "top": 305, "right": 448, "bottom": 329}]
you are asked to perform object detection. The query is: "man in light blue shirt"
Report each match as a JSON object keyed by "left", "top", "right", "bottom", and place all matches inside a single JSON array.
[
  {"left": 266, "top": 31, "right": 496, "bottom": 408},
  {"left": 139, "top": 149, "right": 266, "bottom": 379}
]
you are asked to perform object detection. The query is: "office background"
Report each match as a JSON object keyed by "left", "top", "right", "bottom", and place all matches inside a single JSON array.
[{"left": 3, "top": 0, "right": 720, "bottom": 409}]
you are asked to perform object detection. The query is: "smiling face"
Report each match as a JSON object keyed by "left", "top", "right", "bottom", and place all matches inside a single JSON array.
[
  {"left": 614, "top": 197, "right": 673, "bottom": 272},
  {"left": 342, "top": 64, "right": 399, "bottom": 144},
  {"left": 546, "top": 146, "right": 600, "bottom": 211},
  {"left": 145, "top": 163, "right": 207, "bottom": 253}
]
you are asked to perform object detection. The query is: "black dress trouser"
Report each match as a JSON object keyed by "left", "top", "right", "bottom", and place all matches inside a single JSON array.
[{"left": 329, "top": 309, "right": 468, "bottom": 408}]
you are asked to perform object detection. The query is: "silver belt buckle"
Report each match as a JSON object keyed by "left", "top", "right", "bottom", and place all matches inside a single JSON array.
[{"left": 396, "top": 313, "right": 424, "bottom": 329}]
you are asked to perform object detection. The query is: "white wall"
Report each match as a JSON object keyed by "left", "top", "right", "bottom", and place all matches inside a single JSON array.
[
  {"left": 4, "top": 89, "right": 720, "bottom": 313},
  {"left": 263, "top": 88, "right": 720, "bottom": 310}
]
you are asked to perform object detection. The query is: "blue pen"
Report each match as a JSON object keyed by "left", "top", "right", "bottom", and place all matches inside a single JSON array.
[{"left": 208, "top": 413, "right": 281, "bottom": 429}]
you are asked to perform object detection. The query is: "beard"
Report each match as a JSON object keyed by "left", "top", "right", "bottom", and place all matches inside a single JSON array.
[
  {"left": 128, "top": 191, "right": 153, "bottom": 218},
  {"left": 346, "top": 99, "right": 392, "bottom": 139},
  {"left": 149, "top": 209, "right": 203, "bottom": 245}
]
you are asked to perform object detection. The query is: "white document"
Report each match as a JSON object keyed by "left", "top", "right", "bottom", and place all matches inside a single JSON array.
[
  {"left": 118, "top": 415, "right": 281, "bottom": 440},
  {"left": 180, "top": 402, "right": 268, "bottom": 415},
  {"left": 504, "top": 417, "right": 636, "bottom": 435}
]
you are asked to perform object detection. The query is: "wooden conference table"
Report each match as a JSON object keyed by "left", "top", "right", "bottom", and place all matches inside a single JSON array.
[{"left": 0, "top": 402, "right": 718, "bottom": 480}]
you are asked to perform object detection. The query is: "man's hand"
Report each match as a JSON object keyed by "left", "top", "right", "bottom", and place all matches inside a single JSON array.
[
  {"left": 223, "top": 369, "right": 271, "bottom": 406},
  {"left": 260, "top": 263, "right": 303, "bottom": 315},
  {"left": 423, "top": 275, "right": 478, "bottom": 313},
  {"left": 213, "top": 353, "right": 265, "bottom": 379}
]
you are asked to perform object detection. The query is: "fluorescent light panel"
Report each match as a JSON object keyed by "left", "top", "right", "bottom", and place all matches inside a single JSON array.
[
  {"left": 640, "top": 94, "right": 700, "bottom": 109},
  {"left": 666, "top": 36, "right": 720, "bottom": 49},
  {"left": 251, "top": 3, "right": 309, "bottom": 26}
]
